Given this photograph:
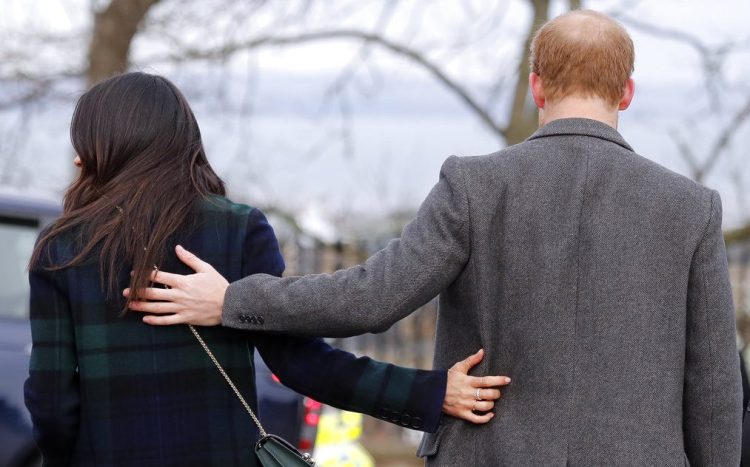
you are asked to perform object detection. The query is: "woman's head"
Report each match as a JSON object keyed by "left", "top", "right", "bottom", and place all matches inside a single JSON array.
[
  {"left": 70, "top": 72, "right": 221, "bottom": 197},
  {"left": 32, "top": 72, "right": 225, "bottom": 309}
]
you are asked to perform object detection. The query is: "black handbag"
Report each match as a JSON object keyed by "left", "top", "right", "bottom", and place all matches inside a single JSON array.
[
  {"left": 256, "top": 434, "right": 316, "bottom": 466},
  {"left": 189, "top": 325, "right": 316, "bottom": 466}
]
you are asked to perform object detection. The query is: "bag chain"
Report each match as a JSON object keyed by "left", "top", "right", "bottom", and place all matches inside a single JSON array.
[{"left": 188, "top": 324, "right": 268, "bottom": 438}]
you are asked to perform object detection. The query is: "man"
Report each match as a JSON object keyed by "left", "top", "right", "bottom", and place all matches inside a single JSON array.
[{"left": 129, "top": 10, "right": 742, "bottom": 466}]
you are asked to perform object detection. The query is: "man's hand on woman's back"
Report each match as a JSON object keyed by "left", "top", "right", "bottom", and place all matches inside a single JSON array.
[{"left": 125, "top": 245, "right": 227, "bottom": 326}]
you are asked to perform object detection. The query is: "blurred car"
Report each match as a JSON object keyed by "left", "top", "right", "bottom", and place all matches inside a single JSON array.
[
  {"left": 254, "top": 353, "right": 321, "bottom": 452},
  {"left": 0, "top": 191, "right": 60, "bottom": 467},
  {"left": 0, "top": 191, "right": 320, "bottom": 466}
]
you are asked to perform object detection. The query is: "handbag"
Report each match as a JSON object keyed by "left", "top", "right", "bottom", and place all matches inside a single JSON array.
[{"left": 188, "top": 324, "right": 316, "bottom": 466}]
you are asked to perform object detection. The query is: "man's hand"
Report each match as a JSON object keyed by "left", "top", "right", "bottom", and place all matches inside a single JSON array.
[
  {"left": 124, "top": 245, "right": 229, "bottom": 326},
  {"left": 443, "top": 348, "right": 511, "bottom": 423}
]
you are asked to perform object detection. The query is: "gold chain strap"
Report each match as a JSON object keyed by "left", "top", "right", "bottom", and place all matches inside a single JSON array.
[
  {"left": 188, "top": 324, "right": 268, "bottom": 438},
  {"left": 146, "top": 266, "right": 267, "bottom": 437}
]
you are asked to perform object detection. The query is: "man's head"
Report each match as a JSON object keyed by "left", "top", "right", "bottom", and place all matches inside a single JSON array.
[{"left": 529, "top": 10, "right": 635, "bottom": 124}]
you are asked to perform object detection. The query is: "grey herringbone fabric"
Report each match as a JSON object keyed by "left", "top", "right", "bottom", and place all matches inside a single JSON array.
[{"left": 224, "top": 118, "right": 742, "bottom": 466}]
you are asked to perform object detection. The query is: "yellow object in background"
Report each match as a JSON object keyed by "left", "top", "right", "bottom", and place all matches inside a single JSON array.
[{"left": 314, "top": 408, "right": 374, "bottom": 467}]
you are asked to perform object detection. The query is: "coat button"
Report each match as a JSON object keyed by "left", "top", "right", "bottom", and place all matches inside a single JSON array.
[
  {"left": 400, "top": 414, "right": 412, "bottom": 426},
  {"left": 411, "top": 417, "right": 423, "bottom": 429}
]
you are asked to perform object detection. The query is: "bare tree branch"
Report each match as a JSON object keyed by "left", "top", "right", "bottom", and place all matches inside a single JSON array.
[
  {"left": 616, "top": 14, "right": 737, "bottom": 109},
  {"left": 324, "top": 0, "right": 397, "bottom": 98},
  {"left": 695, "top": 92, "right": 750, "bottom": 182},
  {"left": 617, "top": 15, "right": 711, "bottom": 56},
  {"left": 668, "top": 129, "right": 700, "bottom": 176},
  {"left": 146, "top": 29, "right": 508, "bottom": 140}
]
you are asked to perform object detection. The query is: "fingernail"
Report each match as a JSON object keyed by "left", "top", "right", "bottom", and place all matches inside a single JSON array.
[
  {"left": 176, "top": 245, "right": 183, "bottom": 251},
  {"left": 123, "top": 289, "right": 129, "bottom": 296},
  {"left": 505, "top": 377, "right": 511, "bottom": 383},
  {"left": 130, "top": 271, "right": 134, "bottom": 277}
]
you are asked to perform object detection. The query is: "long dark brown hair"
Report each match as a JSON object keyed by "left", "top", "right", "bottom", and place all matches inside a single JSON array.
[{"left": 30, "top": 72, "right": 225, "bottom": 309}]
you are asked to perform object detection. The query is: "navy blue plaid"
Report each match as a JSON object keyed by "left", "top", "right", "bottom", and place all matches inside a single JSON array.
[{"left": 25, "top": 195, "right": 446, "bottom": 467}]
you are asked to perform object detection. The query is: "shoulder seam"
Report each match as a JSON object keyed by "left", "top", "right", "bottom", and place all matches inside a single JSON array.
[{"left": 696, "top": 189, "right": 718, "bottom": 248}]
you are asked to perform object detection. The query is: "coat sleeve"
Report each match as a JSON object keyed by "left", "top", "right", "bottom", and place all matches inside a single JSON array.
[
  {"left": 24, "top": 251, "right": 80, "bottom": 467},
  {"left": 683, "top": 190, "right": 743, "bottom": 466},
  {"left": 223, "top": 156, "right": 470, "bottom": 336},
  {"left": 255, "top": 335, "right": 446, "bottom": 433},
  {"left": 243, "top": 209, "right": 447, "bottom": 432}
]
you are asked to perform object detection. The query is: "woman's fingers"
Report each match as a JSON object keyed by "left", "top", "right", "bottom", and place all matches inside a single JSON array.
[
  {"left": 451, "top": 348, "right": 484, "bottom": 374},
  {"left": 463, "top": 411, "right": 495, "bottom": 424},
  {"left": 474, "top": 388, "right": 502, "bottom": 401},
  {"left": 470, "top": 375, "right": 511, "bottom": 388},
  {"left": 473, "top": 400, "right": 495, "bottom": 412},
  {"left": 443, "top": 349, "right": 513, "bottom": 424}
]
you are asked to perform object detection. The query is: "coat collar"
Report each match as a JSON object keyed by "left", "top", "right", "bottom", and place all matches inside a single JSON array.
[{"left": 526, "top": 117, "right": 633, "bottom": 152}]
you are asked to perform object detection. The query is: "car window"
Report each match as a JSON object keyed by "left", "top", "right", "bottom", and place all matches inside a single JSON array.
[{"left": 0, "top": 221, "right": 38, "bottom": 319}]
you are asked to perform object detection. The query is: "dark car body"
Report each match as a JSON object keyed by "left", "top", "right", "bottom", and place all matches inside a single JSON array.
[
  {"left": 0, "top": 192, "right": 60, "bottom": 467},
  {"left": 254, "top": 353, "right": 320, "bottom": 451},
  {"left": 0, "top": 192, "right": 315, "bottom": 466}
]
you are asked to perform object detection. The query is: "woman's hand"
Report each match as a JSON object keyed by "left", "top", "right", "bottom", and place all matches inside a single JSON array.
[{"left": 443, "top": 349, "right": 511, "bottom": 424}]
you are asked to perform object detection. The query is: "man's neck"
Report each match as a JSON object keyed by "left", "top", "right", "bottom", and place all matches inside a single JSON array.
[{"left": 539, "top": 96, "right": 620, "bottom": 129}]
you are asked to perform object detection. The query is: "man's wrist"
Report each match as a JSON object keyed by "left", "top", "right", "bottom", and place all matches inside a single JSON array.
[{"left": 218, "top": 282, "right": 229, "bottom": 324}]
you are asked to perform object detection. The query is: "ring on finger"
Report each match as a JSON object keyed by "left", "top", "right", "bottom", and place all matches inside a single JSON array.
[{"left": 475, "top": 388, "right": 482, "bottom": 401}]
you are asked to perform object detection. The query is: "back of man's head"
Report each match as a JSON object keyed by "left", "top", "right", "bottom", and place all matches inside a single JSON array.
[{"left": 530, "top": 10, "right": 634, "bottom": 107}]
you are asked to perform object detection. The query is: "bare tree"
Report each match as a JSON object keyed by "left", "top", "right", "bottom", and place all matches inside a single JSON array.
[
  {"left": 615, "top": 14, "right": 750, "bottom": 244},
  {"left": 87, "top": 0, "right": 162, "bottom": 86},
  {"left": 0, "top": 0, "right": 748, "bottom": 245}
]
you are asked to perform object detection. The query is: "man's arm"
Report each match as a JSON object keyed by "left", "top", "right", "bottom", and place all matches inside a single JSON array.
[
  {"left": 129, "top": 156, "right": 471, "bottom": 336},
  {"left": 683, "top": 190, "right": 742, "bottom": 466},
  {"left": 132, "top": 206, "right": 505, "bottom": 427},
  {"left": 24, "top": 265, "right": 80, "bottom": 467},
  {"left": 226, "top": 156, "right": 470, "bottom": 336}
]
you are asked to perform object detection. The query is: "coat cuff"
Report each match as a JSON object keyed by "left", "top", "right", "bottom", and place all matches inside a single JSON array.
[
  {"left": 375, "top": 368, "right": 447, "bottom": 433},
  {"left": 222, "top": 277, "right": 268, "bottom": 329}
]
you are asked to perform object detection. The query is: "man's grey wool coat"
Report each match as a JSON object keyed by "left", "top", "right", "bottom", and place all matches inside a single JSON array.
[{"left": 224, "top": 118, "right": 742, "bottom": 466}]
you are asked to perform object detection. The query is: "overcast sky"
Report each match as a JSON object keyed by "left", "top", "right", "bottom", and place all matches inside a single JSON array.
[{"left": 1, "top": 0, "right": 749, "bottom": 233}]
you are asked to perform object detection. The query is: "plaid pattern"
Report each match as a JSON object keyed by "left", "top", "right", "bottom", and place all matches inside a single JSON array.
[{"left": 25, "top": 195, "right": 447, "bottom": 467}]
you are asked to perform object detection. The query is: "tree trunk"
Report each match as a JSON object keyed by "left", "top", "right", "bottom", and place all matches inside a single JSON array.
[
  {"left": 87, "top": 0, "right": 161, "bottom": 87},
  {"left": 503, "top": 0, "right": 550, "bottom": 145}
]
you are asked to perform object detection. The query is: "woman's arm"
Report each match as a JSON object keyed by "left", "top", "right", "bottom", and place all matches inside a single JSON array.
[
  {"left": 255, "top": 335, "right": 447, "bottom": 432},
  {"left": 132, "top": 207, "right": 509, "bottom": 428},
  {"left": 24, "top": 261, "right": 80, "bottom": 466},
  {"left": 243, "top": 208, "right": 506, "bottom": 432},
  {"left": 256, "top": 338, "right": 508, "bottom": 432}
]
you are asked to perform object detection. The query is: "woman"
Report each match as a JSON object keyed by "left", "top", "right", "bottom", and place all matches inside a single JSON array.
[{"left": 25, "top": 72, "right": 508, "bottom": 466}]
